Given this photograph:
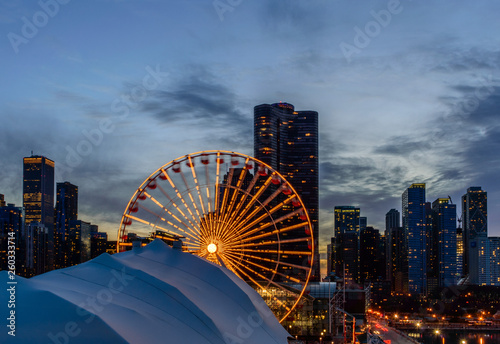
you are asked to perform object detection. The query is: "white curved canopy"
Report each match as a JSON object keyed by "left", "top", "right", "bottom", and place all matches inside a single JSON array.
[{"left": 0, "top": 239, "right": 290, "bottom": 344}]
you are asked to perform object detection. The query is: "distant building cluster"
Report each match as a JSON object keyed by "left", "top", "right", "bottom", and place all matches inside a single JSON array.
[
  {"left": 327, "top": 183, "right": 500, "bottom": 301},
  {"left": 0, "top": 154, "right": 113, "bottom": 277}
]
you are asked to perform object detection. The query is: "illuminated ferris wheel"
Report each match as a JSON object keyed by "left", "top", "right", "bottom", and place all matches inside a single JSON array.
[{"left": 117, "top": 150, "right": 314, "bottom": 322}]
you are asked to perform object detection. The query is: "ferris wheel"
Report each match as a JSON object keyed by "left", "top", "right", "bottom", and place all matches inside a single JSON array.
[{"left": 117, "top": 150, "right": 314, "bottom": 322}]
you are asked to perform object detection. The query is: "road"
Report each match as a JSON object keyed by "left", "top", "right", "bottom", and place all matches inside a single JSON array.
[{"left": 370, "top": 319, "right": 420, "bottom": 344}]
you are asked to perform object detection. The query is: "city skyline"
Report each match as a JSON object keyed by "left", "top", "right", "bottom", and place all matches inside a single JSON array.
[{"left": 1, "top": 1, "right": 500, "bottom": 254}]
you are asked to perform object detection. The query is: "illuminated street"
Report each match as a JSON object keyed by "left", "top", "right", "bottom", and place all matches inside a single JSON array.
[{"left": 370, "top": 319, "right": 418, "bottom": 344}]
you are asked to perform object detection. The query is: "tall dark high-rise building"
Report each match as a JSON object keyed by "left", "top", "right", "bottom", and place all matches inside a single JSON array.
[
  {"left": 23, "top": 155, "right": 55, "bottom": 270},
  {"left": 390, "top": 226, "right": 406, "bottom": 292},
  {"left": 55, "top": 182, "right": 78, "bottom": 269},
  {"left": 430, "top": 198, "right": 457, "bottom": 290},
  {"left": 489, "top": 237, "right": 500, "bottom": 286},
  {"left": 462, "top": 186, "right": 488, "bottom": 285},
  {"left": 334, "top": 206, "right": 360, "bottom": 237},
  {"left": 402, "top": 183, "right": 427, "bottom": 294},
  {"left": 385, "top": 209, "right": 400, "bottom": 285},
  {"left": 68, "top": 220, "right": 91, "bottom": 266},
  {"left": 333, "top": 206, "right": 360, "bottom": 283},
  {"left": 0, "top": 202, "right": 24, "bottom": 272},
  {"left": 25, "top": 222, "right": 49, "bottom": 276},
  {"left": 359, "top": 226, "right": 383, "bottom": 284},
  {"left": 254, "top": 102, "right": 319, "bottom": 280},
  {"left": 0, "top": 194, "right": 5, "bottom": 207}
]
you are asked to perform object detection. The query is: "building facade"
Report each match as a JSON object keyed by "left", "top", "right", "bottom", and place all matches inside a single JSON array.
[
  {"left": 402, "top": 183, "right": 427, "bottom": 294},
  {"left": 359, "top": 226, "right": 383, "bottom": 284},
  {"left": 489, "top": 237, "right": 500, "bottom": 286},
  {"left": 333, "top": 206, "right": 360, "bottom": 283},
  {"left": 55, "top": 182, "right": 78, "bottom": 269},
  {"left": 68, "top": 220, "right": 91, "bottom": 266},
  {"left": 0, "top": 202, "right": 24, "bottom": 272},
  {"left": 385, "top": 209, "right": 400, "bottom": 288},
  {"left": 23, "top": 155, "right": 55, "bottom": 270},
  {"left": 430, "top": 198, "right": 457, "bottom": 290},
  {"left": 462, "top": 187, "right": 488, "bottom": 284},
  {"left": 254, "top": 102, "right": 319, "bottom": 281}
]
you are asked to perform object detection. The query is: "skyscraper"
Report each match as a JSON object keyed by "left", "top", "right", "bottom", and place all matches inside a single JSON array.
[
  {"left": 25, "top": 222, "right": 49, "bottom": 276},
  {"left": 359, "top": 226, "right": 383, "bottom": 284},
  {"left": 489, "top": 237, "right": 500, "bottom": 286},
  {"left": 334, "top": 206, "right": 360, "bottom": 237},
  {"left": 402, "top": 183, "right": 427, "bottom": 294},
  {"left": 385, "top": 209, "right": 400, "bottom": 285},
  {"left": 390, "top": 226, "right": 406, "bottom": 292},
  {"left": 430, "top": 198, "right": 457, "bottom": 289},
  {"left": 333, "top": 206, "right": 360, "bottom": 283},
  {"left": 462, "top": 186, "right": 488, "bottom": 285},
  {"left": 0, "top": 202, "right": 24, "bottom": 272},
  {"left": 55, "top": 182, "right": 78, "bottom": 269},
  {"left": 68, "top": 220, "right": 91, "bottom": 266},
  {"left": 23, "top": 155, "right": 55, "bottom": 270},
  {"left": 254, "top": 102, "right": 319, "bottom": 280}
]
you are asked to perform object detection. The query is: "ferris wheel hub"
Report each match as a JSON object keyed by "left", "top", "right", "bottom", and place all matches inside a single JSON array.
[{"left": 207, "top": 243, "right": 218, "bottom": 254}]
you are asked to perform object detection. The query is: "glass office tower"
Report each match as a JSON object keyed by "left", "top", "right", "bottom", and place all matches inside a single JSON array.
[{"left": 254, "top": 102, "right": 319, "bottom": 281}]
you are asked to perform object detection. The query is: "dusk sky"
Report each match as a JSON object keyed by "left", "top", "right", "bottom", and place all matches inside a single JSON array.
[{"left": 1, "top": 0, "right": 499, "bottom": 259}]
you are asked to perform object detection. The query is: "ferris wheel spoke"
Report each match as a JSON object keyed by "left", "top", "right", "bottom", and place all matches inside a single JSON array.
[
  {"left": 224, "top": 174, "right": 274, "bottom": 235},
  {"left": 224, "top": 198, "right": 298, "bottom": 243},
  {"left": 178, "top": 168, "right": 203, "bottom": 224},
  {"left": 203, "top": 163, "right": 217, "bottom": 237},
  {"left": 221, "top": 196, "right": 294, "bottom": 243},
  {"left": 219, "top": 160, "right": 250, "bottom": 228},
  {"left": 234, "top": 221, "right": 309, "bottom": 245},
  {"left": 214, "top": 164, "right": 234, "bottom": 241},
  {"left": 222, "top": 171, "right": 260, "bottom": 233},
  {"left": 226, "top": 251, "right": 311, "bottom": 272},
  {"left": 187, "top": 157, "right": 207, "bottom": 216},
  {"left": 183, "top": 241, "right": 201, "bottom": 249},
  {"left": 221, "top": 254, "right": 291, "bottom": 312},
  {"left": 126, "top": 209, "right": 201, "bottom": 244},
  {"left": 125, "top": 213, "right": 198, "bottom": 243},
  {"left": 233, "top": 247, "right": 312, "bottom": 256},
  {"left": 136, "top": 197, "right": 201, "bottom": 241},
  {"left": 140, "top": 192, "right": 193, "bottom": 231},
  {"left": 162, "top": 169, "right": 203, "bottom": 234},
  {"left": 223, "top": 251, "right": 301, "bottom": 284},
  {"left": 217, "top": 252, "right": 244, "bottom": 279},
  {"left": 223, "top": 254, "right": 292, "bottom": 311},
  {"left": 230, "top": 237, "right": 310, "bottom": 249}
]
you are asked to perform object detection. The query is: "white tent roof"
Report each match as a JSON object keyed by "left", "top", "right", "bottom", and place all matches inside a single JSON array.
[{"left": 0, "top": 239, "right": 290, "bottom": 343}]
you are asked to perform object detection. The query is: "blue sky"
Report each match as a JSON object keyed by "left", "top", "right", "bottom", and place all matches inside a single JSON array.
[{"left": 1, "top": 0, "right": 500, "bottom": 256}]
